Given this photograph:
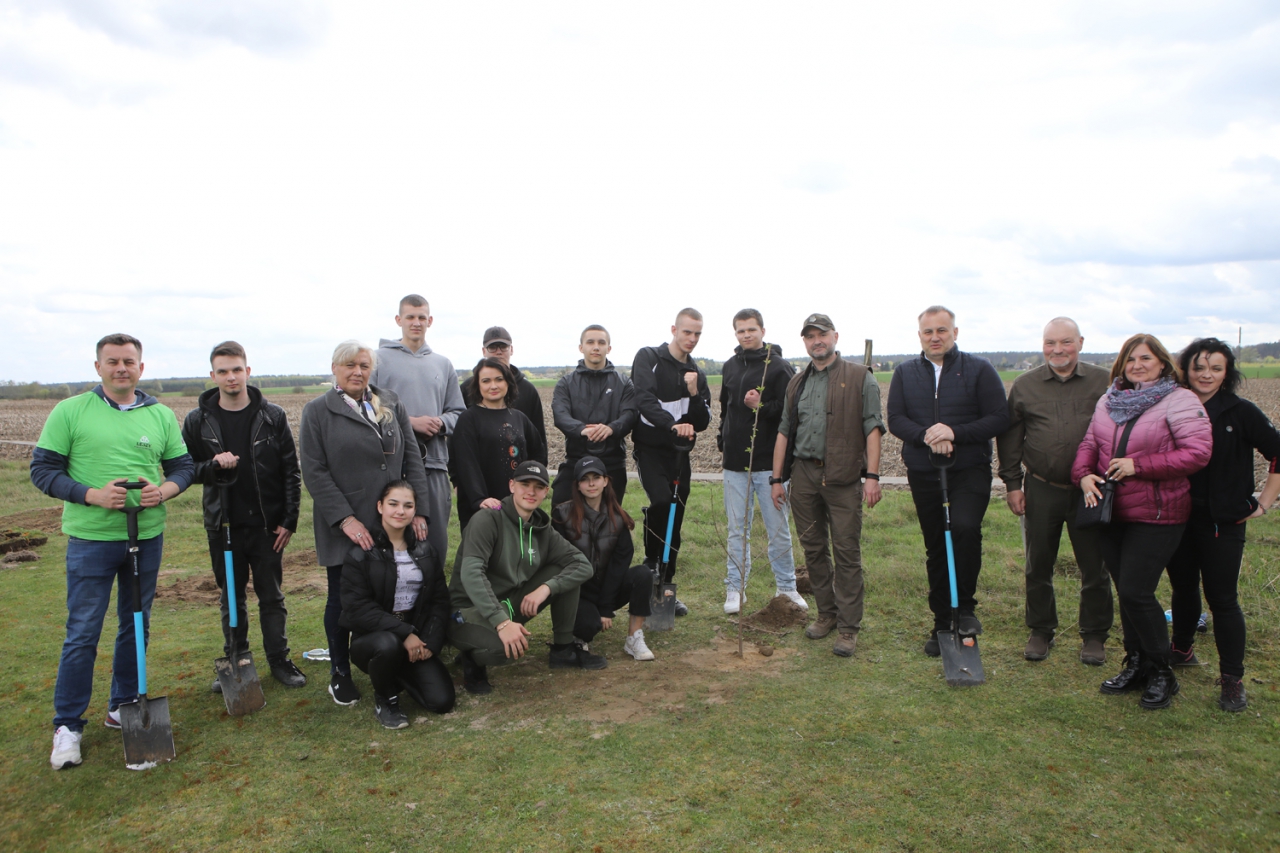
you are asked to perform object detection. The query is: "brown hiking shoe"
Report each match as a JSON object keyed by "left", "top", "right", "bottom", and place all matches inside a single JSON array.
[
  {"left": 1024, "top": 633, "right": 1051, "bottom": 661},
  {"left": 1080, "top": 638, "right": 1106, "bottom": 667},
  {"left": 805, "top": 615, "right": 837, "bottom": 640},
  {"left": 832, "top": 632, "right": 858, "bottom": 658}
]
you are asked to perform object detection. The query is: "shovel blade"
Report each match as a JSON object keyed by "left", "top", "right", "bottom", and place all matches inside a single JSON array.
[
  {"left": 214, "top": 652, "right": 267, "bottom": 716},
  {"left": 644, "top": 582, "right": 677, "bottom": 632},
  {"left": 118, "top": 696, "right": 175, "bottom": 769},
  {"left": 937, "top": 630, "right": 986, "bottom": 687}
]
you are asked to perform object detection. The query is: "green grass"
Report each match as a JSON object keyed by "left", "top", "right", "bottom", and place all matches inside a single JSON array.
[{"left": 2, "top": 460, "right": 1278, "bottom": 851}]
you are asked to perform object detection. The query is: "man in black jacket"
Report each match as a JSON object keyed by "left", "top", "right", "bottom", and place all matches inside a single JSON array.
[
  {"left": 718, "top": 309, "right": 799, "bottom": 615},
  {"left": 631, "top": 308, "right": 712, "bottom": 615},
  {"left": 463, "top": 326, "right": 548, "bottom": 451},
  {"left": 887, "top": 307, "right": 1010, "bottom": 657},
  {"left": 551, "top": 324, "right": 638, "bottom": 506},
  {"left": 181, "top": 341, "right": 306, "bottom": 689}
]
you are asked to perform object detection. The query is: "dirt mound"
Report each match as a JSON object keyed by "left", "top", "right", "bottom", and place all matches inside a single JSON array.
[
  {"left": 154, "top": 547, "right": 327, "bottom": 605},
  {"left": 794, "top": 565, "right": 812, "bottom": 594},
  {"left": 0, "top": 507, "right": 63, "bottom": 535},
  {"left": 739, "top": 594, "right": 809, "bottom": 631},
  {"left": 1, "top": 529, "right": 48, "bottom": 553},
  {"left": 2, "top": 549, "right": 40, "bottom": 566}
]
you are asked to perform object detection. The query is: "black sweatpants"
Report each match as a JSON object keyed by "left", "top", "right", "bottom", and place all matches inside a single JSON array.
[
  {"left": 207, "top": 525, "right": 289, "bottom": 662},
  {"left": 1097, "top": 521, "right": 1184, "bottom": 665},
  {"left": 1166, "top": 510, "right": 1248, "bottom": 677},
  {"left": 907, "top": 466, "right": 992, "bottom": 629},
  {"left": 349, "top": 631, "right": 456, "bottom": 714},
  {"left": 634, "top": 445, "right": 690, "bottom": 581},
  {"left": 573, "top": 564, "right": 654, "bottom": 643}
]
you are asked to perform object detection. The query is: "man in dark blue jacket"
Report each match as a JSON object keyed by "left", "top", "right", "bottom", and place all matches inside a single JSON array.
[{"left": 887, "top": 306, "right": 1009, "bottom": 657}]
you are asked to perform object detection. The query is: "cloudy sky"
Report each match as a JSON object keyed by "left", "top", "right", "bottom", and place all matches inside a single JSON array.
[{"left": 2, "top": 1, "right": 1278, "bottom": 383}]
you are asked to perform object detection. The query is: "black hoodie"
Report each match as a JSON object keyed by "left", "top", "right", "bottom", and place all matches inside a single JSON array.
[
  {"left": 718, "top": 343, "right": 795, "bottom": 472},
  {"left": 630, "top": 344, "right": 711, "bottom": 451},
  {"left": 551, "top": 359, "right": 638, "bottom": 466}
]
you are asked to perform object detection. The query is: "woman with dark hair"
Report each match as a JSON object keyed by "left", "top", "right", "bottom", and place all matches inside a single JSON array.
[
  {"left": 1165, "top": 338, "right": 1280, "bottom": 711},
  {"left": 1072, "top": 333, "right": 1212, "bottom": 709},
  {"left": 341, "top": 480, "right": 455, "bottom": 728},
  {"left": 300, "top": 341, "right": 432, "bottom": 707},
  {"left": 552, "top": 457, "right": 656, "bottom": 661},
  {"left": 449, "top": 358, "right": 547, "bottom": 529}
]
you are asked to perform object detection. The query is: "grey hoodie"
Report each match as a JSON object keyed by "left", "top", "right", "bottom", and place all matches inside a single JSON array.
[{"left": 370, "top": 338, "right": 466, "bottom": 470}]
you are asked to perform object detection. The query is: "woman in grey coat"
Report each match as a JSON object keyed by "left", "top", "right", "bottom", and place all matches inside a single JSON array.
[{"left": 300, "top": 340, "right": 432, "bottom": 706}]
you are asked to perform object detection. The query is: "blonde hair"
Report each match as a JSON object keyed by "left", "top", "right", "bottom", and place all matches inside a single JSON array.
[{"left": 331, "top": 340, "right": 393, "bottom": 424}]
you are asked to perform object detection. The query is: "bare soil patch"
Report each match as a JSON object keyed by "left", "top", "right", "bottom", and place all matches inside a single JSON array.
[
  {"left": 1, "top": 529, "right": 48, "bottom": 553},
  {"left": 154, "top": 546, "right": 327, "bottom": 605},
  {"left": 0, "top": 506, "right": 63, "bottom": 535},
  {"left": 738, "top": 594, "right": 810, "bottom": 631}
]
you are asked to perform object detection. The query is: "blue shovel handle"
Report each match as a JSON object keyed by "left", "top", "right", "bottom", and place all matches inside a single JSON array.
[{"left": 225, "top": 549, "right": 237, "bottom": 629}]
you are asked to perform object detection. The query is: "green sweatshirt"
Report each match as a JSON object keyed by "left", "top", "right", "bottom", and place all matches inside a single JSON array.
[{"left": 449, "top": 497, "right": 593, "bottom": 628}]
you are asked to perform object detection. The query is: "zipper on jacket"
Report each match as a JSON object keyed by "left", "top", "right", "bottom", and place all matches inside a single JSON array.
[
  {"left": 250, "top": 410, "right": 270, "bottom": 533},
  {"left": 1153, "top": 481, "right": 1162, "bottom": 521}
]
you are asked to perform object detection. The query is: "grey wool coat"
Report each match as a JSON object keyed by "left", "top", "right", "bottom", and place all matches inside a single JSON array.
[{"left": 300, "top": 385, "right": 432, "bottom": 566}]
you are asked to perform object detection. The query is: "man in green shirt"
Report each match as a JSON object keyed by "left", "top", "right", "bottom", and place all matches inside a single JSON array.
[
  {"left": 997, "top": 317, "right": 1113, "bottom": 665},
  {"left": 771, "top": 314, "right": 884, "bottom": 659},
  {"left": 31, "top": 334, "right": 194, "bottom": 770}
]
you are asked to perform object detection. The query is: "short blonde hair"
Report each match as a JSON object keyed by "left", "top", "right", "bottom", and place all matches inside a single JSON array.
[{"left": 331, "top": 340, "right": 392, "bottom": 423}]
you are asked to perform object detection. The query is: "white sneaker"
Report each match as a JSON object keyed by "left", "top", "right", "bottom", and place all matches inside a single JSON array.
[
  {"left": 724, "top": 590, "right": 741, "bottom": 615},
  {"left": 624, "top": 630, "right": 655, "bottom": 661},
  {"left": 51, "top": 726, "right": 83, "bottom": 770},
  {"left": 779, "top": 589, "right": 809, "bottom": 611}
]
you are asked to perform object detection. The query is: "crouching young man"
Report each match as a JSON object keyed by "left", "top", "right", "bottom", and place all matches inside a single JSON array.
[{"left": 447, "top": 460, "right": 600, "bottom": 694}]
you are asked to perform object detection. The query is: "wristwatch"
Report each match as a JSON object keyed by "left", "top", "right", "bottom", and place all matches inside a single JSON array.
[{"left": 769, "top": 476, "right": 784, "bottom": 485}]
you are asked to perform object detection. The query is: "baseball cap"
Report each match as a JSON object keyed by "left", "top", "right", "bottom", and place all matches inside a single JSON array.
[
  {"left": 483, "top": 326, "right": 512, "bottom": 347},
  {"left": 800, "top": 313, "right": 835, "bottom": 334},
  {"left": 573, "top": 456, "right": 608, "bottom": 480},
  {"left": 512, "top": 460, "right": 550, "bottom": 485}
]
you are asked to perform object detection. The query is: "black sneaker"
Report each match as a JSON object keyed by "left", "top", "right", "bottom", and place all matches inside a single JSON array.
[
  {"left": 548, "top": 640, "right": 608, "bottom": 671},
  {"left": 1170, "top": 643, "right": 1203, "bottom": 667},
  {"left": 458, "top": 651, "right": 492, "bottom": 695},
  {"left": 269, "top": 658, "right": 308, "bottom": 688},
  {"left": 329, "top": 670, "right": 360, "bottom": 706},
  {"left": 673, "top": 600, "right": 689, "bottom": 617},
  {"left": 957, "top": 612, "right": 983, "bottom": 637},
  {"left": 923, "top": 633, "right": 941, "bottom": 657},
  {"left": 1216, "top": 675, "right": 1247, "bottom": 712},
  {"left": 373, "top": 694, "right": 409, "bottom": 730}
]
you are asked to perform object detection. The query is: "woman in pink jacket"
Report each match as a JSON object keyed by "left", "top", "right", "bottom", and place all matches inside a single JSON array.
[{"left": 1072, "top": 334, "right": 1212, "bottom": 710}]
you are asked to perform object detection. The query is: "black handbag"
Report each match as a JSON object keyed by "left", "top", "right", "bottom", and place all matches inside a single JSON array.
[{"left": 1076, "top": 418, "right": 1138, "bottom": 529}]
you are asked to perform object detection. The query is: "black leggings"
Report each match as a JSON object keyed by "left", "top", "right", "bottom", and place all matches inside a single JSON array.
[
  {"left": 349, "top": 631, "right": 456, "bottom": 714},
  {"left": 325, "top": 565, "right": 351, "bottom": 674},
  {"left": 1097, "top": 522, "right": 1184, "bottom": 665},
  {"left": 1166, "top": 510, "right": 1248, "bottom": 677},
  {"left": 573, "top": 564, "right": 654, "bottom": 643}
]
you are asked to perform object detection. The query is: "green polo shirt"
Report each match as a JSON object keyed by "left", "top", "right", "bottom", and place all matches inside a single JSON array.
[{"left": 779, "top": 368, "right": 884, "bottom": 460}]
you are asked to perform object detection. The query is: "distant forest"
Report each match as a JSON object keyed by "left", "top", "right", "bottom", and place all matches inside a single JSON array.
[{"left": 4, "top": 341, "right": 1279, "bottom": 399}]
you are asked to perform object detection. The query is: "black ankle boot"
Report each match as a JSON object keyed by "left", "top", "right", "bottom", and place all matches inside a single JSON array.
[
  {"left": 1100, "top": 652, "right": 1146, "bottom": 694},
  {"left": 1140, "top": 662, "right": 1179, "bottom": 710}
]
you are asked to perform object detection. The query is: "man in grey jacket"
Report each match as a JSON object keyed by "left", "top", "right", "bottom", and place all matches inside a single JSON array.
[{"left": 370, "top": 295, "right": 466, "bottom": 564}]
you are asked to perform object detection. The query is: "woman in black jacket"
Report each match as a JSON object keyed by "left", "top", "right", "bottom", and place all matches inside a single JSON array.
[
  {"left": 551, "top": 457, "right": 655, "bottom": 662},
  {"left": 341, "top": 480, "right": 456, "bottom": 729},
  {"left": 1167, "top": 338, "right": 1280, "bottom": 711},
  {"left": 450, "top": 359, "right": 547, "bottom": 530}
]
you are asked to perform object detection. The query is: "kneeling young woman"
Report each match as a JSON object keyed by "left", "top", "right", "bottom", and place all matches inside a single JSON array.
[
  {"left": 552, "top": 456, "right": 656, "bottom": 662},
  {"left": 341, "top": 480, "right": 456, "bottom": 729}
]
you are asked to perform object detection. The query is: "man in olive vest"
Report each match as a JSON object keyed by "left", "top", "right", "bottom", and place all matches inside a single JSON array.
[{"left": 771, "top": 314, "right": 884, "bottom": 658}]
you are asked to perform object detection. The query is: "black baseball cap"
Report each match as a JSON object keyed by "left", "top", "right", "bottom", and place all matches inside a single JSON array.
[
  {"left": 512, "top": 460, "right": 550, "bottom": 485},
  {"left": 483, "top": 326, "right": 512, "bottom": 347},
  {"left": 573, "top": 456, "right": 608, "bottom": 480}
]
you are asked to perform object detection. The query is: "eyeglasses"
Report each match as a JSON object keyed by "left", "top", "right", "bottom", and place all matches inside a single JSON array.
[{"left": 484, "top": 343, "right": 511, "bottom": 353}]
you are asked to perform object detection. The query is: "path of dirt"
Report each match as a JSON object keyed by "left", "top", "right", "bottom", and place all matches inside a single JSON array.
[
  {"left": 1, "top": 506, "right": 64, "bottom": 535},
  {"left": 154, "top": 547, "right": 327, "bottom": 605}
]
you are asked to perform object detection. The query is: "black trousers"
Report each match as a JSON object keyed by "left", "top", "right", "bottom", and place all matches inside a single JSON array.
[
  {"left": 573, "top": 564, "right": 654, "bottom": 643},
  {"left": 908, "top": 466, "right": 992, "bottom": 628},
  {"left": 1166, "top": 510, "right": 1248, "bottom": 677},
  {"left": 634, "top": 445, "right": 690, "bottom": 581},
  {"left": 1097, "top": 521, "right": 1184, "bottom": 665},
  {"left": 206, "top": 526, "right": 289, "bottom": 662},
  {"left": 325, "top": 565, "right": 351, "bottom": 674},
  {"left": 349, "top": 631, "right": 456, "bottom": 713},
  {"left": 552, "top": 458, "right": 628, "bottom": 508}
]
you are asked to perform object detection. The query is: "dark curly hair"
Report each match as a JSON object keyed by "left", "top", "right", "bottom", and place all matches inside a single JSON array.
[{"left": 1178, "top": 337, "right": 1243, "bottom": 397}]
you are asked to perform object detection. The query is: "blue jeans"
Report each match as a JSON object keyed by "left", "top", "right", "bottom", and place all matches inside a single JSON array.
[
  {"left": 54, "top": 535, "right": 163, "bottom": 731},
  {"left": 723, "top": 470, "right": 796, "bottom": 592}
]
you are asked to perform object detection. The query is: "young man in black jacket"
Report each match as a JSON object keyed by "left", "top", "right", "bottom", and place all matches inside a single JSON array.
[
  {"left": 181, "top": 342, "right": 307, "bottom": 690},
  {"left": 887, "top": 307, "right": 1010, "bottom": 657},
  {"left": 551, "top": 324, "right": 638, "bottom": 506},
  {"left": 718, "top": 309, "right": 800, "bottom": 615},
  {"left": 463, "top": 326, "right": 548, "bottom": 451},
  {"left": 631, "top": 308, "right": 711, "bottom": 615}
]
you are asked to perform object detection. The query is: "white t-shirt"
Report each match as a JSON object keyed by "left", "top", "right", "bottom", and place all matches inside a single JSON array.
[{"left": 392, "top": 550, "right": 423, "bottom": 613}]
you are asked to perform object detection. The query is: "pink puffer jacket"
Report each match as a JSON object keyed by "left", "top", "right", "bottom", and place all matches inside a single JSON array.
[{"left": 1071, "top": 387, "right": 1212, "bottom": 525}]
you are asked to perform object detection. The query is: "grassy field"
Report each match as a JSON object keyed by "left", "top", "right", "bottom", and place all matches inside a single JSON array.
[{"left": 1, "top": 460, "right": 1278, "bottom": 851}]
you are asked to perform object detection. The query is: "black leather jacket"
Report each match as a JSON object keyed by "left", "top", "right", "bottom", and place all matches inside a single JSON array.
[{"left": 182, "top": 386, "right": 302, "bottom": 533}]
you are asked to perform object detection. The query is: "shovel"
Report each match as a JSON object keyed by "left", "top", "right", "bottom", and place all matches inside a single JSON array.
[
  {"left": 213, "top": 487, "right": 266, "bottom": 716},
  {"left": 644, "top": 446, "right": 688, "bottom": 632},
  {"left": 116, "top": 481, "right": 176, "bottom": 769},
  {"left": 932, "top": 454, "right": 985, "bottom": 687}
]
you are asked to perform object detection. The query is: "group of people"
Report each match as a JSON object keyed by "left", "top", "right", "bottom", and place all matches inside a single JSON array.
[{"left": 32, "top": 300, "right": 1279, "bottom": 769}]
